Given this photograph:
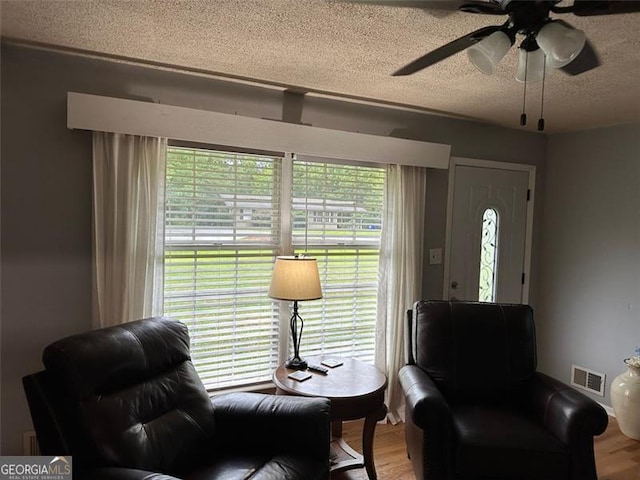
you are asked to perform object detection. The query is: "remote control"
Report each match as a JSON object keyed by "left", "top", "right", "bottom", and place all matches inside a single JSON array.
[{"left": 307, "top": 364, "right": 328, "bottom": 375}]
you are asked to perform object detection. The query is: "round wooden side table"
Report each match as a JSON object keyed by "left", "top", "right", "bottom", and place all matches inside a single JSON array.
[{"left": 273, "top": 355, "right": 388, "bottom": 480}]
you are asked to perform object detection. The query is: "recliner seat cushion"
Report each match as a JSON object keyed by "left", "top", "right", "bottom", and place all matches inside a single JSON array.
[{"left": 452, "top": 405, "right": 568, "bottom": 479}]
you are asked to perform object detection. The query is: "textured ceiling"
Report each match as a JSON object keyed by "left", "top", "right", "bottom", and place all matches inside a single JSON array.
[{"left": 2, "top": 0, "right": 640, "bottom": 133}]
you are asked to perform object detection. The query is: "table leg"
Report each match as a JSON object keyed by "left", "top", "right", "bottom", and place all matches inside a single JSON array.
[
  {"left": 332, "top": 420, "right": 343, "bottom": 438},
  {"left": 362, "top": 404, "right": 388, "bottom": 480},
  {"left": 329, "top": 419, "right": 363, "bottom": 475}
]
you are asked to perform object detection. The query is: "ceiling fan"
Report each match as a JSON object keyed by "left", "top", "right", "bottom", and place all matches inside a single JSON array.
[
  {"left": 378, "top": 0, "right": 640, "bottom": 78},
  {"left": 352, "top": 0, "right": 640, "bottom": 130}
]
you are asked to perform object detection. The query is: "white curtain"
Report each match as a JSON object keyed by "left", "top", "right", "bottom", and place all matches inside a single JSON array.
[
  {"left": 375, "top": 164, "right": 427, "bottom": 423},
  {"left": 92, "top": 132, "right": 167, "bottom": 328}
]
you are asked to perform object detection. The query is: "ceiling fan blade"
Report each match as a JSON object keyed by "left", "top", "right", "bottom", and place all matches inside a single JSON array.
[
  {"left": 560, "top": 39, "right": 600, "bottom": 75},
  {"left": 392, "top": 25, "right": 502, "bottom": 75},
  {"left": 571, "top": 0, "right": 640, "bottom": 16},
  {"left": 459, "top": 1, "right": 505, "bottom": 15}
]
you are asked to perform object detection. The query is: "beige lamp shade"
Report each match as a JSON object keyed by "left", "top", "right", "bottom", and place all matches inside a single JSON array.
[{"left": 268, "top": 256, "right": 322, "bottom": 301}]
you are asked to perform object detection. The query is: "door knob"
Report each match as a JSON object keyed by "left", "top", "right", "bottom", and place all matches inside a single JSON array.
[{"left": 451, "top": 281, "right": 458, "bottom": 289}]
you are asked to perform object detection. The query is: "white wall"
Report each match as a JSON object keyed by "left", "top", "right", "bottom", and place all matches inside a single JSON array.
[{"left": 537, "top": 122, "right": 640, "bottom": 405}]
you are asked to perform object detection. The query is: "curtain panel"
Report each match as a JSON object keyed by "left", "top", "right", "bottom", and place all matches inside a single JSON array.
[
  {"left": 92, "top": 132, "right": 167, "bottom": 328},
  {"left": 375, "top": 164, "right": 427, "bottom": 423}
]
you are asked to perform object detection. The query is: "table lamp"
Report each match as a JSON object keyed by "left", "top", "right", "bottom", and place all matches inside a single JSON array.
[{"left": 269, "top": 256, "right": 322, "bottom": 370}]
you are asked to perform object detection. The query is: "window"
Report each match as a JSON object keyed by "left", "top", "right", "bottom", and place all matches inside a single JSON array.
[
  {"left": 478, "top": 207, "right": 499, "bottom": 302},
  {"left": 164, "top": 147, "right": 281, "bottom": 389},
  {"left": 164, "top": 147, "right": 385, "bottom": 390},
  {"left": 292, "top": 161, "right": 385, "bottom": 362}
]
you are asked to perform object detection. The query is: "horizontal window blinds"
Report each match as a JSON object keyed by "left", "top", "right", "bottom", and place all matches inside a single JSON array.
[
  {"left": 164, "top": 147, "right": 281, "bottom": 390},
  {"left": 163, "top": 148, "right": 385, "bottom": 390},
  {"left": 292, "top": 162, "right": 385, "bottom": 364}
]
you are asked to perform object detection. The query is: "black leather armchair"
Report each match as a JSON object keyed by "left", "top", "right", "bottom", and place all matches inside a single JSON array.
[
  {"left": 23, "top": 318, "right": 331, "bottom": 480},
  {"left": 400, "top": 300, "right": 608, "bottom": 480}
]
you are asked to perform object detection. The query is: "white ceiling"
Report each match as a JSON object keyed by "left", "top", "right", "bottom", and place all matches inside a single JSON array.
[{"left": 2, "top": 0, "right": 639, "bottom": 133}]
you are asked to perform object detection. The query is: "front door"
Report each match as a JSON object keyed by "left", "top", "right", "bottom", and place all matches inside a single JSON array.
[{"left": 445, "top": 160, "right": 533, "bottom": 304}]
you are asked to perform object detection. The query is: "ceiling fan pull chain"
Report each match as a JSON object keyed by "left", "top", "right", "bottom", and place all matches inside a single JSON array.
[
  {"left": 520, "top": 50, "right": 528, "bottom": 126},
  {"left": 538, "top": 56, "right": 546, "bottom": 131}
]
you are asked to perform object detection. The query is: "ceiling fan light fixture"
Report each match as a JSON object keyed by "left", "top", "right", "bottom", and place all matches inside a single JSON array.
[
  {"left": 515, "top": 47, "right": 554, "bottom": 83},
  {"left": 467, "top": 30, "right": 512, "bottom": 75},
  {"left": 536, "top": 21, "right": 586, "bottom": 68}
]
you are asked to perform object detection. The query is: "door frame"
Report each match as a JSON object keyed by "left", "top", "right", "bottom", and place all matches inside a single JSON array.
[{"left": 442, "top": 157, "right": 536, "bottom": 303}]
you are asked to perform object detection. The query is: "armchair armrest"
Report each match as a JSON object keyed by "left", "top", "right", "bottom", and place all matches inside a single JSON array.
[
  {"left": 76, "top": 467, "right": 180, "bottom": 480},
  {"left": 399, "top": 365, "right": 451, "bottom": 429},
  {"left": 210, "top": 392, "right": 330, "bottom": 461},
  {"left": 399, "top": 365, "right": 455, "bottom": 479},
  {"left": 528, "top": 372, "right": 608, "bottom": 444},
  {"left": 528, "top": 373, "right": 608, "bottom": 480}
]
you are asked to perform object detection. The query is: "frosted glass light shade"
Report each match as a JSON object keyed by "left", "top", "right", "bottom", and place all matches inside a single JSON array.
[
  {"left": 467, "top": 31, "right": 512, "bottom": 75},
  {"left": 268, "top": 256, "right": 322, "bottom": 301},
  {"left": 515, "top": 48, "right": 554, "bottom": 83},
  {"left": 536, "top": 21, "right": 586, "bottom": 68}
]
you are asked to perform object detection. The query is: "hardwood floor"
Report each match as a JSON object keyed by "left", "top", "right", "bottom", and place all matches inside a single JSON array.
[
  {"left": 332, "top": 416, "right": 640, "bottom": 480},
  {"left": 596, "top": 417, "right": 640, "bottom": 480}
]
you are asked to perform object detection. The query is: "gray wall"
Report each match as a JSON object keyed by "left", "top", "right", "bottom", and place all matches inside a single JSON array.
[
  {"left": 0, "top": 43, "right": 546, "bottom": 454},
  {"left": 537, "top": 122, "right": 640, "bottom": 405}
]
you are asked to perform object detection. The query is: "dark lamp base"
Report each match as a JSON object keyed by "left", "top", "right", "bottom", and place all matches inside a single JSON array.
[{"left": 285, "top": 357, "right": 308, "bottom": 371}]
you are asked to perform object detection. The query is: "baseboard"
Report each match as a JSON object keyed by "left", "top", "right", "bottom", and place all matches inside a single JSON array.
[{"left": 599, "top": 402, "right": 615, "bottom": 417}]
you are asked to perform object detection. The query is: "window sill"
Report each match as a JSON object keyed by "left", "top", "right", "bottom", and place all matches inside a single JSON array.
[{"left": 207, "top": 381, "right": 276, "bottom": 397}]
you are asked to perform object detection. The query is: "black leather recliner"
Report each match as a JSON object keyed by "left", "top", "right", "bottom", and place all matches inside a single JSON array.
[
  {"left": 23, "top": 317, "right": 331, "bottom": 480},
  {"left": 399, "top": 300, "right": 608, "bottom": 480}
]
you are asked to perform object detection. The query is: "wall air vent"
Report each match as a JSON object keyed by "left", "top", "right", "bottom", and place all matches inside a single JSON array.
[{"left": 571, "top": 364, "right": 605, "bottom": 397}]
